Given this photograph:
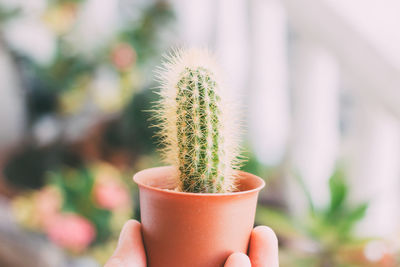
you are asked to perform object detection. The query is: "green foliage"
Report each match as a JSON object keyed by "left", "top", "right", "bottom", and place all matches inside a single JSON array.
[
  {"left": 102, "top": 88, "right": 157, "bottom": 154},
  {"left": 4, "top": 145, "right": 59, "bottom": 189},
  {"left": 12, "top": 162, "right": 134, "bottom": 262},
  {"left": 6, "top": 1, "right": 173, "bottom": 123},
  {"left": 49, "top": 168, "right": 113, "bottom": 243},
  {"left": 307, "top": 169, "right": 368, "bottom": 244},
  {"left": 119, "top": 1, "right": 174, "bottom": 66},
  {"left": 240, "top": 149, "right": 266, "bottom": 178},
  {"left": 3, "top": 0, "right": 174, "bottom": 189},
  {"left": 256, "top": 168, "right": 372, "bottom": 266},
  {"left": 329, "top": 169, "right": 348, "bottom": 212},
  {"left": 256, "top": 206, "right": 300, "bottom": 238},
  {"left": 0, "top": 6, "right": 19, "bottom": 22}
]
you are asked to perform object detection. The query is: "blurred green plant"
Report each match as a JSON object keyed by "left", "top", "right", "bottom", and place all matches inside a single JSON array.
[
  {"left": 0, "top": 6, "right": 19, "bottom": 23},
  {"left": 2, "top": 0, "right": 174, "bottom": 190},
  {"left": 19, "top": 1, "right": 173, "bottom": 120},
  {"left": 12, "top": 162, "right": 133, "bottom": 264},
  {"left": 256, "top": 169, "right": 397, "bottom": 267}
]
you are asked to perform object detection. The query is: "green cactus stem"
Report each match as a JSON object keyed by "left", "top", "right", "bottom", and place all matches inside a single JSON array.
[
  {"left": 154, "top": 48, "right": 241, "bottom": 193},
  {"left": 176, "top": 67, "right": 225, "bottom": 193}
]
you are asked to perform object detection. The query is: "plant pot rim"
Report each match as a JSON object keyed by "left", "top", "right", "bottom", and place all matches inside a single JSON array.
[{"left": 133, "top": 165, "right": 265, "bottom": 197}]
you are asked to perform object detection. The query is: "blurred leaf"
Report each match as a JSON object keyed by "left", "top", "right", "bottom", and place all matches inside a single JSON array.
[
  {"left": 338, "top": 203, "right": 368, "bottom": 237},
  {"left": 240, "top": 149, "right": 266, "bottom": 178},
  {"left": 256, "top": 206, "right": 301, "bottom": 239},
  {"left": 49, "top": 167, "right": 113, "bottom": 243},
  {"left": 329, "top": 168, "right": 347, "bottom": 215},
  {"left": 120, "top": 1, "right": 174, "bottom": 66},
  {"left": 4, "top": 145, "right": 63, "bottom": 189},
  {"left": 292, "top": 170, "right": 315, "bottom": 215},
  {"left": 123, "top": 88, "right": 157, "bottom": 151},
  {"left": 0, "top": 6, "right": 19, "bottom": 22},
  {"left": 347, "top": 204, "right": 368, "bottom": 224}
]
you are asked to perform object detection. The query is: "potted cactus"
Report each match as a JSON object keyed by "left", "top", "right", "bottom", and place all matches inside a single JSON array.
[{"left": 133, "top": 48, "right": 265, "bottom": 267}]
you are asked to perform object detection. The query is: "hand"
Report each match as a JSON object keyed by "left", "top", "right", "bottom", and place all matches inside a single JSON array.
[{"left": 105, "top": 220, "right": 279, "bottom": 267}]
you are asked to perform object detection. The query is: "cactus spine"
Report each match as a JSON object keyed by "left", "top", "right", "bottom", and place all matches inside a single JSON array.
[{"left": 155, "top": 48, "right": 240, "bottom": 193}]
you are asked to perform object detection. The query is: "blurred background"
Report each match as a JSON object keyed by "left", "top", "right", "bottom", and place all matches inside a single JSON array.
[{"left": 0, "top": 0, "right": 399, "bottom": 266}]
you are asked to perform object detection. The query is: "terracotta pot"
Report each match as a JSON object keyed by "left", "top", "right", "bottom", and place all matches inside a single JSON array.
[{"left": 133, "top": 166, "right": 265, "bottom": 267}]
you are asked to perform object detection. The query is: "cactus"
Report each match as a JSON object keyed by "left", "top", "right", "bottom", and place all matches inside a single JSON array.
[{"left": 154, "top": 48, "right": 241, "bottom": 193}]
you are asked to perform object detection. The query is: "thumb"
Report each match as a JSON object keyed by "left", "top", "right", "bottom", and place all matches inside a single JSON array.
[
  {"left": 249, "top": 226, "right": 279, "bottom": 267},
  {"left": 105, "top": 220, "right": 146, "bottom": 267},
  {"left": 224, "top": 252, "right": 251, "bottom": 267}
]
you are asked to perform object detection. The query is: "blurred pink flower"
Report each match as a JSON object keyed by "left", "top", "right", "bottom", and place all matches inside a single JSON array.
[
  {"left": 111, "top": 43, "right": 136, "bottom": 70},
  {"left": 36, "top": 186, "right": 62, "bottom": 228},
  {"left": 46, "top": 214, "right": 96, "bottom": 253},
  {"left": 93, "top": 178, "right": 130, "bottom": 210}
]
